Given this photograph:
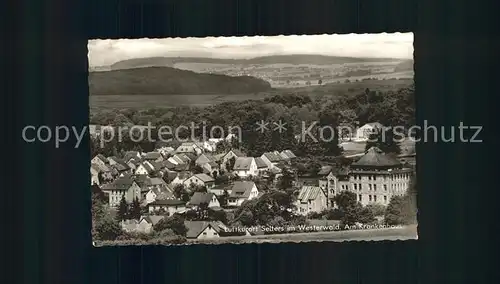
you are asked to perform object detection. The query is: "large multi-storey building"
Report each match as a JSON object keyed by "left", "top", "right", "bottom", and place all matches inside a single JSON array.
[{"left": 319, "top": 147, "right": 413, "bottom": 207}]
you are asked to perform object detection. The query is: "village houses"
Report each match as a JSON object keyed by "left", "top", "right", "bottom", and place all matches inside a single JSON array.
[
  {"left": 233, "top": 157, "right": 259, "bottom": 178},
  {"left": 227, "top": 181, "right": 259, "bottom": 207},
  {"left": 148, "top": 199, "right": 186, "bottom": 215},
  {"left": 183, "top": 173, "right": 215, "bottom": 189},
  {"left": 187, "top": 192, "right": 221, "bottom": 209},
  {"left": 295, "top": 186, "right": 328, "bottom": 215},
  {"left": 100, "top": 176, "right": 142, "bottom": 207}
]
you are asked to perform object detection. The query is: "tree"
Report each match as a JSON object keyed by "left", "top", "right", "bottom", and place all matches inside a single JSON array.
[
  {"left": 212, "top": 171, "right": 218, "bottom": 179},
  {"left": 173, "top": 184, "right": 187, "bottom": 199},
  {"left": 365, "top": 203, "right": 386, "bottom": 217},
  {"left": 384, "top": 196, "right": 408, "bottom": 225},
  {"left": 116, "top": 195, "right": 129, "bottom": 221},
  {"left": 333, "top": 191, "right": 361, "bottom": 226},
  {"left": 385, "top": 174, "right": 417, "bottom": 225},
  {"left": 318, "top": 79, "right": 323, "bottom": 85},
  {"left": 365, "top": 128, "right": 401, "bottom": 155},
  {"left": 219, "top": 189, "right": 229, "bottom": 207},
  {"left": 95, "top": 215, "right": 122, "bottom": 241},
  {"left": 153, "top": 214, "right": 188, "bottom": 236},
  {"left": 226, "top": 157, "right": 236, "bottom": 172},
  {"left": 129, "top": 197, "right": 142, "bottom": 220},
  {"left": 277, "top": 168, "right": 294, "bottom": 190}
]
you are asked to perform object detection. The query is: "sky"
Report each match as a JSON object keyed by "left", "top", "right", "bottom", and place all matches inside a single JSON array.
[{"left": 88, "top": 32, "right": 413, "bottom": 67}]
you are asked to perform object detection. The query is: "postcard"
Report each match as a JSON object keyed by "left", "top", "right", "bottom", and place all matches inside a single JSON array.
[{"left": 88, "top": 33, "right": 417, "bottom": 246}]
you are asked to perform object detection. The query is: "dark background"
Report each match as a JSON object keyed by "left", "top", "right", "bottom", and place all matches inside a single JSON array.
[{"left": 4, "top": 0, "right": 495, "bottom": 283}]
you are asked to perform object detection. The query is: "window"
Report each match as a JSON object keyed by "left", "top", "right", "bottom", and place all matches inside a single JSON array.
[
  {"left": 358, "top": 183, "right": 362, "bottom": 190},
  {"left": 368, "top": 176, "right": 372, "bottom": 181},
  {"left": 203, "top": 232, "right": 207, "bottom": 235},
  {"left": 369, "top": 195, "right": 372, "bottom": 202},
  {"left": 384, "top": 184, "right": 387, "bottom": 191},
  {"left": 368, "top": 184, "right": 372, "bottom": 190},
  {"left": 374, "top": 184, "right": 377, "bottom": 191},
  {"left": 373, "top": 176, "right": 376, "bottom": 181},
  {"left": 358, "top": 194, "right": 362, "bottom": 201},
  {"left": 374, "top": 195, "right": 377, "bottom": 202},
  {"left": 384, "top": 196, "right": 387, "bottom": 202},
  {"left": 354, "top": 184, "right": 358, "bottom": 190}
]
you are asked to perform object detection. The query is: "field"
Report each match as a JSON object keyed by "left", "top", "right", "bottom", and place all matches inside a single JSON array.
[
  {"left": 90, "top": 78, "right": 413, "bottom": 110},
  {"left": 90, "top": 93, "right": 272, "bottom": 109}
]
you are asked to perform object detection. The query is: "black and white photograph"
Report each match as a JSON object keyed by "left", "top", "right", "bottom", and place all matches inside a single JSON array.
[{"left": 88, "top": 33, "right": 417, "bottom": 246}]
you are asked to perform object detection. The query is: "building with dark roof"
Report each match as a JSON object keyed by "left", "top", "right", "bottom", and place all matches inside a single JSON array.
[
  {"left": 187, "top": 192, "right": 220, "bottom": 209},
  {"left": 233, "top": 157, "right": 258, "bottom": 177},
  {"left": 184, "top": 221, "right": 224, "bottom": 239},
  {"left": 323, "top": 147, "right": 413, "bottom": 207},
  {"left": 100, "top": 176, "right": 142, "bottom": 207},
  {"left": 227, "top": 181, "right": 259, "bottom": 207}
]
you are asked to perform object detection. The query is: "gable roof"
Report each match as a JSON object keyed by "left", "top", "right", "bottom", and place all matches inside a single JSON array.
[
  {"left": 233, "top": 157, "right": 254, "bottom": 170},
  {"left": 144, "top": 152, "right": 162, "bottom": 160},
  {"left": 254, "top": 157, "right": 268, "bottom": 169},
  {"left": 124, "top": 151, "right": 140, "bottom": 161},
  {"left": 262, "top": 152, "right": 283, "bottom": 163},
  {"left": 174, "top": 171, "right": 191, "bottom": 181},
  {"left": 191, "top": 173, "right": 215, "bottom": 183},
  {"left": 161, "top": 160, "right": 177, "bottom": 169},
  {"left": 140, "top": 215, "right": 164, "bottom": 226},
  {"left": 281, "top": 150, "right": 297, "bottom": 159},
  {"left": 189, "top": 192, "right": 216, "bottom": 206},
  {"left": 351, "top": 147, "right": 402, "bottom": 168},
  {"left": 137, "top": 162, "right": 154, "bottom": 174},
  {"left": 112, "top": 161, "right": 130, "bottom": 172},
  {"left": 229, "top": 181, "right": 256, "bottom": 198},
  {"left": 227, "top": 149, "right": 245, "bottom": 158},
  {"left": 297, "top": 186, "right": 325, "bottom": 202},
  {"left": 93, "top": 154, "right": 107, "bottom": 163},
  {"left": 100, "top": 176, "right": 136, "bottom": 191},
  {"left": 184, "top": 221, "right": 222, "bottom": 238},
  {"left": 149, "top": 199, "right": 185, "bottom": 206}
]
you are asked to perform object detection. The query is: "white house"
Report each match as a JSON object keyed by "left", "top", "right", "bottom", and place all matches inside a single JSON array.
[
  {"left": 295, "top": 186, "right": 328, "bottom": 215},
  {"left": 91, "top": 154, "right": 108, "bottom": 167},
  {"left": 135, "top": 162, "right": 155, "bottom": 175},
  {"left": 187, "top": 192, "right": 221, "bottom": 209},
  {"left": 260, "top": 152, "right": 284, "bottom": 169},
  {"left": 355, "top": 122, "right": 385, "bottom": 141},
  {"left": 184, "top": 221, "right": 223, "bottom": 239},
  {"left": 221, "top": 149, "right": 246, "bottom": 170},
  {"left": 170, "top": 172, "right": 192, "bottom": 186},
  {"left": 148, "top": 199, "right": 186, "bottom": 215},
  {"left": 145, "top": 184, "right": 175, "bottom": 204},
  {"left": 100, "top": 176, "right": 142, "bottom": 207},
  {"left": 183, "top": 173, "right": 215, "bottom": 190},
  {"left": 227, "top": 181, "right": 259, "bottom": 207},
  {"left": 233, "top": 157, "right": 258, "bottom": 178}
]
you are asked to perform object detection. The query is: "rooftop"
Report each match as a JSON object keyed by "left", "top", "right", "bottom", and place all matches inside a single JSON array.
[{"left": 351, "top": 147, "right": 402, "bottom": 168}]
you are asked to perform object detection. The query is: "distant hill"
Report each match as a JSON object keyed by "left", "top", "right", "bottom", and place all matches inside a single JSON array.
[
  {"left": 107, "top": 55, "right": 399, "bottom": 70},
  {"left": 89, "top": 66, "right": 272, "bottom": 95},
  {"left": 394, "top": 60, "right": 414, "bottom": 72}
]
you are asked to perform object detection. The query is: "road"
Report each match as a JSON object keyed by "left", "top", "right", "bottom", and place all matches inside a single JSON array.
[{"left": 189, "top": 225, "right": 418, "bottom": 244}]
